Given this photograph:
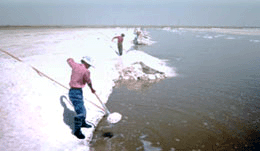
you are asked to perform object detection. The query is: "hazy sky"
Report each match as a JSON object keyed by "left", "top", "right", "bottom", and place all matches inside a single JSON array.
[{"left": 1, "top": 0, "right": 260, "bottom": 26}]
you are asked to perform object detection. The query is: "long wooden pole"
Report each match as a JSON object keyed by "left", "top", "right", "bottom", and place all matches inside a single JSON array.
[{"left": 0, "top": 49, "right": 105, "bottom": 112}]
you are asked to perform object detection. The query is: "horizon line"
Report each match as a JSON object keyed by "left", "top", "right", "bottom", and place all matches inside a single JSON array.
[{"left": 1, "top": 25, "right": 260, "bottom": 29}]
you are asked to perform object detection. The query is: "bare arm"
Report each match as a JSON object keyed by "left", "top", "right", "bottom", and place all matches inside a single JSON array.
[
  {"left": 112, "top": 36, "right": 118, "bottom": 42},
  {"left": 84, "top": 71, "right": 96, "bottom": 93},
  {"left": 88, "top": 83, "right": 96, "bottom": 93}
]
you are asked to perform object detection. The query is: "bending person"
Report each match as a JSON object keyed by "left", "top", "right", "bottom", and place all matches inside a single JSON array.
[
  {"left": 112, "top": 33, "right": 125, "bottom": 56},
  {"left": 67, "top": 56, "right": 96, "bottom": 139}
]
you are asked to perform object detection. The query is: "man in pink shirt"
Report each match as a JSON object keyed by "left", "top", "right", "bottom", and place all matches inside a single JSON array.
[
  {"left": 112, "top": 33, "right": 125, "bottom": 56},
  {"left": 67, "top": 56, "right": 96, "bottom": 139}
]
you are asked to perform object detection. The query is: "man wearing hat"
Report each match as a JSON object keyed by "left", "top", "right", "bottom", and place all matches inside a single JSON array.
[{"left": 67, "top": 56, "right": 96, "bottom": 139}]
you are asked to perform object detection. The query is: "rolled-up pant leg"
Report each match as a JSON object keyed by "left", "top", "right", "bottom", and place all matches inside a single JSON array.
[{"left": 69, "top": 88, "right": 86, "bottom": 132}]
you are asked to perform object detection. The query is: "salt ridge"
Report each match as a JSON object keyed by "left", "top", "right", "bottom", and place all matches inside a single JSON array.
[{"left": 0, "top": 27, "right": 176, "bottom": 150}]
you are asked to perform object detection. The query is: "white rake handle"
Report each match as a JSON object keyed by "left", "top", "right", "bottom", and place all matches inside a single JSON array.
[{"left": 94, "top": 93, "right": 111, "bottom": 114}]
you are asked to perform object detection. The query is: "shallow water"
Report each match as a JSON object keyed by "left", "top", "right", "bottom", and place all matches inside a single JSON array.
[{"left": 91, "top": 29, "right": 260, "bottom": 150}]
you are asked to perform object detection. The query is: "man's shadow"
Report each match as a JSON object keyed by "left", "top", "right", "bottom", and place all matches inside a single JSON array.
[{"left": 60, "top": 95, "right": 76, "bottom": 131}]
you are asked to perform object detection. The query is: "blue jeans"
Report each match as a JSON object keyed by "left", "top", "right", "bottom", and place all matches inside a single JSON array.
[{"left": 69, "top": 88, "right": 86, "bottom": 131}]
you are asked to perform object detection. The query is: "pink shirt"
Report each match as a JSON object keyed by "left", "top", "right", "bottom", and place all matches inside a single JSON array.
[
  {"left": 67, "top": 58, "right": 91, "bottom": 88},
  {"left": 116, "top": 36, "right": 124, "bottom": 43}
]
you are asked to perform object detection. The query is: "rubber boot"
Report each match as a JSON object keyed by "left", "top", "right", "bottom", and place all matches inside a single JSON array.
[
  {"left": 73, "top": 117, "right": 85, "bottom": 139},
  {"left": 81, "top": 120, "right": 92, "bottom": 128}
]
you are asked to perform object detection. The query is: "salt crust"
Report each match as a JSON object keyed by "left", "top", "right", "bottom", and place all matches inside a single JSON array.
[{"left": 0, "top": 28, "right": 175, "bottom": 151}]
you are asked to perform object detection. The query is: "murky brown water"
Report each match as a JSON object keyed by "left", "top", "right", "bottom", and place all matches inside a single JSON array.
[{"left": 91, "top": 29, "right": 260, "bottom": 151}]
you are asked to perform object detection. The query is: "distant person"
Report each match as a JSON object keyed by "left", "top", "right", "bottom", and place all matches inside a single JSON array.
[
  {"left": 134, "top": 28, "right": 142, "bottom": 38},
  {"left": 67, "top": 56, "right": 96, "bottom": 139},
  {"left": 112, "top": 33, "right": 125, "bottom": 56},
  {"left": 134, "top": 28, "right": 142, "bottom": 45}
]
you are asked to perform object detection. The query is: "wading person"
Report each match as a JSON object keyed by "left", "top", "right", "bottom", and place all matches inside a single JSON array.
[
  {"left": 67, "top": 56, "right": 96, "bottom": 139},
  {"left": 112, "top": 33, "right": 125, "bottom": 56}
]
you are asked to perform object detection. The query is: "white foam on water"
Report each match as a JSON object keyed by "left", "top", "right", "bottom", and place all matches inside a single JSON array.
[
  {"left": 141, "top": 140, "right": 162, "bottom": 151},
  {"left": 162, "top": 27, "right": 260, "bottom": 36},
  {"left": 249, "top": 39, "right": 260, "bottom": 43},
  {"left": 225, "top": 36, "right": 236, "bottom": 40},
  {"left": 203, "top": 35, "right": 213, "bottom": 39},
  {"left": 0, "top": 27, "right": 176, "bottom": 150},
  {"left": 214, "top": 34, "right": 225, "bottom": 38}
]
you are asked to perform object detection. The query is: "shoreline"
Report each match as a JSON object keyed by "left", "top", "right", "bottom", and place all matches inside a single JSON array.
[{"left": 0, "top": 27, "right": 172, "bottom": 150}]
